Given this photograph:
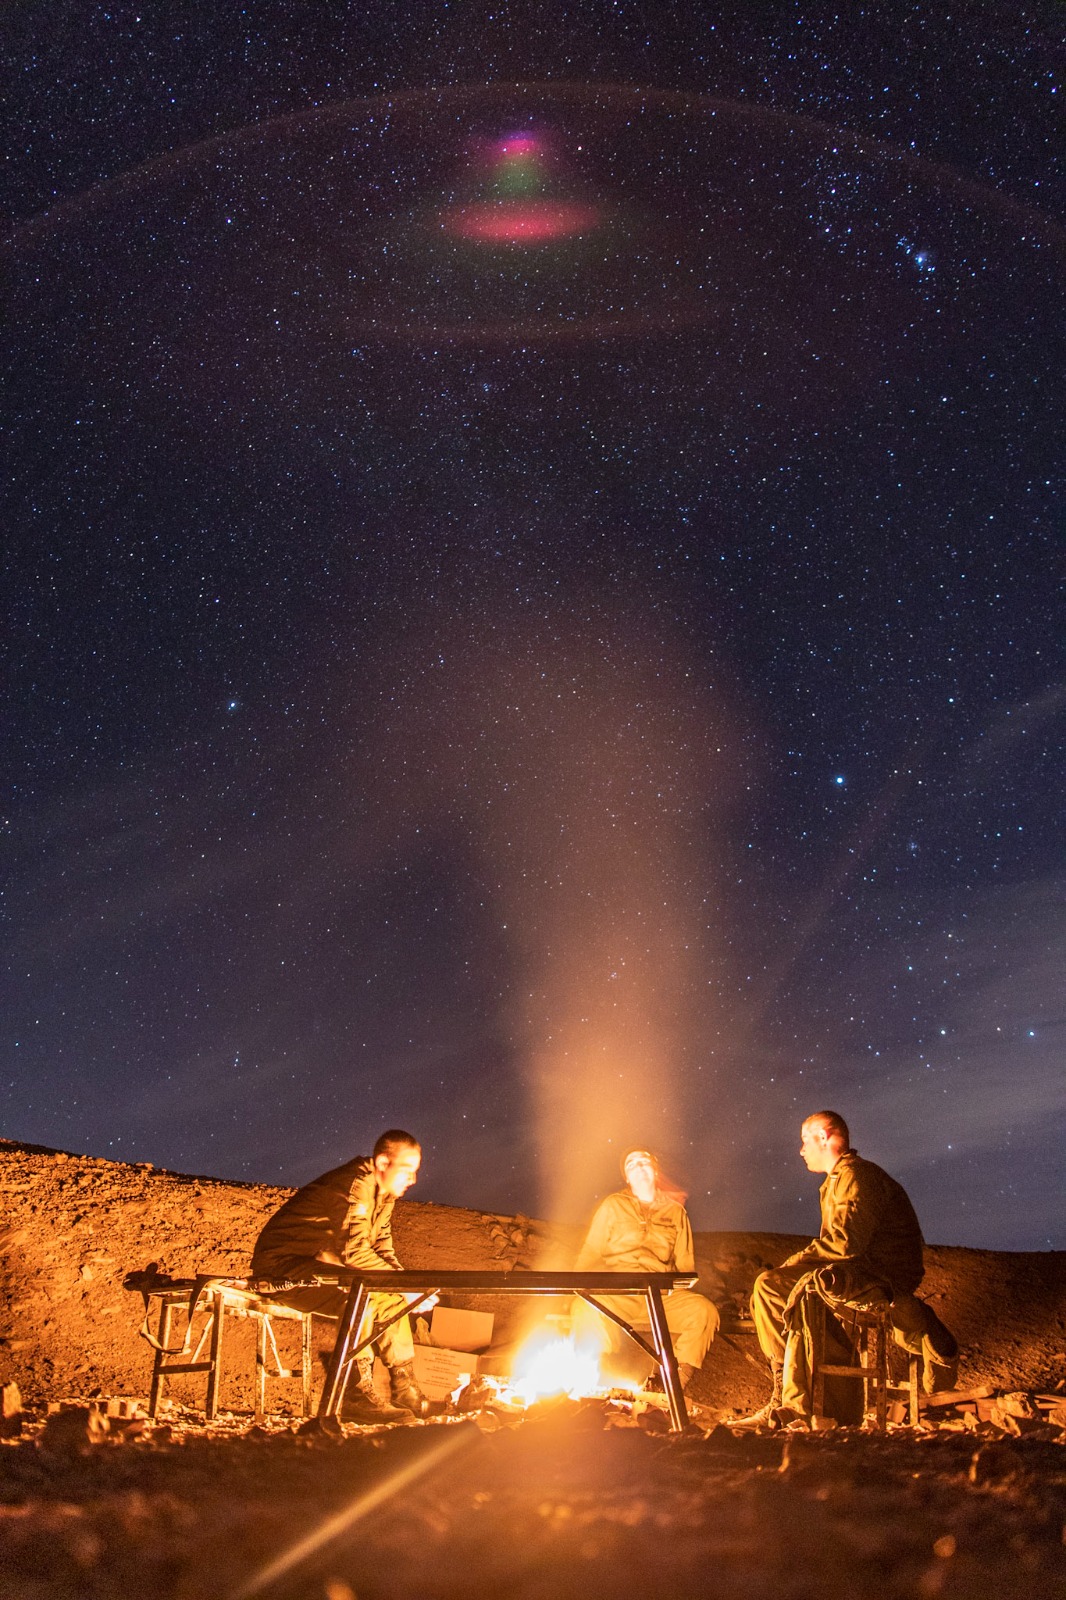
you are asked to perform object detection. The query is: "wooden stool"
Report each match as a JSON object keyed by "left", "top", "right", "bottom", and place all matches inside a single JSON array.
[
  {"left": 809, "top": 1295, "right": 920, "bottom": 1428},
  {"left": 139, "top": 1278, "right": 314, "bottom": 1422}
]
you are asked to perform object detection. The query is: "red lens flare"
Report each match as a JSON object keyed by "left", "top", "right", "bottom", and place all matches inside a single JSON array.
[
  {"left": 447, "top": 199, "right": 599, "bottom": 242},
  {"left": 497, "top": 132, "right": 542, "bottom": 158}
]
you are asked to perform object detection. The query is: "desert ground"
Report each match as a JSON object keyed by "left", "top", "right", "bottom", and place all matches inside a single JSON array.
[{"left": 1, "top": 1137, "right": 1064, "bottom": 1599}]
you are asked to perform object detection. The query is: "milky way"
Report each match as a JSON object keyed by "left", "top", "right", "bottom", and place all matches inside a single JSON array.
[{"left": 2, "top": 7, "right": 1062, "bottom": 1247}]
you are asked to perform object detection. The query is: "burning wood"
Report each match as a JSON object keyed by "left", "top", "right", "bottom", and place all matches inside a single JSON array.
[
  {"left": 511, "top": 1334, "right": 604, "bottom": 1405},
  {"left": 450, "top": 1327, "right": 674, "bottom": 1424}
]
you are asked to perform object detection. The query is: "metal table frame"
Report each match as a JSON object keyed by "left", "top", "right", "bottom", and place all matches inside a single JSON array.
[{"left": 314, "top": 1269, "right": 698, "bottom": 1432}]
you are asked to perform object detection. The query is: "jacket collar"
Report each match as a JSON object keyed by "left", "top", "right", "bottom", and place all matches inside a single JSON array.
[{"left": 820, "top": 1148, "right": 858, "bottom": 1190}]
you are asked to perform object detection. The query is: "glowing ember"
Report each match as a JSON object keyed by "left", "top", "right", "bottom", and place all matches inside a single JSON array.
[
  {"left": 510, "top": 1335, "right": 604, "bottom": 1404},
  {"left": 446, "top": 200, "right": 599, "bottom": 242}
]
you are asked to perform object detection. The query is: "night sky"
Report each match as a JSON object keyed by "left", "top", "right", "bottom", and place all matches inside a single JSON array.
[{"left": 3, "top": 4, "right": 1062, "bottom": 1249}]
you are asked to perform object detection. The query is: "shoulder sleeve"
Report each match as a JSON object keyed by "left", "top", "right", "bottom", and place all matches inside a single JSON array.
[
  {"left": 376, "top": 1197, "right": 403, "bottom": 1270},
  {"left": 340, "top": 1168, "right": 398, "bottom": 1271},
  {"left": 808, "top": 1161, "right": 882, "bottom": 1263}
]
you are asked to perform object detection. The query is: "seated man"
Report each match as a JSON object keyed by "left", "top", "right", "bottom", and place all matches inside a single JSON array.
[
  {"left": 252, "top": 1128, "right": 427, "bottom": 1423},
  {"left": 735, "top": 1110, "right": 958, "bottom": 1430},
  {"left": 571, "top": 1148, "right": 719, "bottom": 1390}
]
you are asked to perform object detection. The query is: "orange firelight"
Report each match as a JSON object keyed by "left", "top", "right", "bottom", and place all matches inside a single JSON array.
[{"left": 510, "top": 1332, "right": 606, "bottom": 1404}]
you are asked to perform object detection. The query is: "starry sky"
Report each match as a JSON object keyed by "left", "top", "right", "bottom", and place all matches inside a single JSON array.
[{"left": 3, "top": 3, "right": 1063, "bottom": 1249}]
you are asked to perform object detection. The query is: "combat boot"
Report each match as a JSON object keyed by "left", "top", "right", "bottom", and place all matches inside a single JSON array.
[
  {"left": 389, "top": 1359, "right": 430, "bottom": 1417},
  {"left": 729, "top": 1362, "right": 786, "bottom": 1431},
  {"left": 342, "top": 1356, "right": 409, "bottom": 1424},
  {"left": 646, "top": 1361, "right": 698, "bottom": 1393}
]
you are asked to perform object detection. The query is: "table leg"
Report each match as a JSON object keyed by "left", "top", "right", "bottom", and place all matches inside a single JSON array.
[
  {"left": 255, "top": 1315, "right": 267, "bottom": 1422},
  {"left": 301, "top": 1312, "right": 313, "bottom": 1417},
  {"left": 205, "top": 1290, "right": 224, "bottom": 1421},
  {"left": 148, "top": 1298, "right": 173, "bottom": 1418},
  {"left": 644, "top": 1286, "right": 688, "bottom": 1432},
  {"left": 318, "top": 1284, "right": 369, "bottom": 1418}
]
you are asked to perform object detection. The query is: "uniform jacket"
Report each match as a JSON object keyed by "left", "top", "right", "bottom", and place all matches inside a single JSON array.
[
  {"left": 251, "top": 1156, "right": 403, "bottom": 1279},
  {"left": 574, "top": 1189, "right": 695, "bottom": 1275},
  {"left": 781, "top": 1149, "right": 924, "bottom": 1294}
]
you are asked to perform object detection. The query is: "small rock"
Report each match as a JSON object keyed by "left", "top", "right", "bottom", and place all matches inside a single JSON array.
[
  {"left": 0, "top": 1382, "right": 22, "bottom": 1438},
  {"left": 635, "top": 1407, "right": 670, "bottom": 1434},
  {"left": 110, "top": 1417, "right": 150, "bottom": 1442},
  {"left": 91, "top": 1397, "right": 145, "bottom": 1420},
  {"left": 968, "top": 1443, "right": 1026, "bottom": 1485},
  {"left": 296, "top": 1414, "right": 345, "bottom": 1441},
  {"left": 996, "top": 1392, "right": 1038, "bottom": 1420},
  {"left": 40, "top": 1406, "right": 110, "bottom": 1453}
]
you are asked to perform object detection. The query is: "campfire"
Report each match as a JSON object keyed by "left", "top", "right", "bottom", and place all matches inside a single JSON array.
[
  {"left": 450, "top": 1326, "right": 664, "bottom": 1420},
  {"left": 511, "top": 1333, "right": 604, "bottom": 1405}
]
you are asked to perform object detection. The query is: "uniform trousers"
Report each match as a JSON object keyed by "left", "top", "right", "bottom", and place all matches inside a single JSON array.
[
  {"left": 572, "top": 1286, "right": 718, "bottom": 1376},
  {"left": 257, "top": 1265, "right": 414, "bottom": 1365},
  {"left": 752, "top": 1263, "right": 958, "bottom": 1413}
]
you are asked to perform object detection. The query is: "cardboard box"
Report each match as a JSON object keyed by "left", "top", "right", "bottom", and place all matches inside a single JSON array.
[
  {"left": 412, "top": 1345, "right": 479, "bottom": 1401},
  {"left": 429, "top": 1306, "right": 494, "bottom": 1353}
]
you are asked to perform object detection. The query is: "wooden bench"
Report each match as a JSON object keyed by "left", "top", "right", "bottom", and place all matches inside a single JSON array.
[{"left": 127, "top": 1274, "right": 314, "bottom": 1422}]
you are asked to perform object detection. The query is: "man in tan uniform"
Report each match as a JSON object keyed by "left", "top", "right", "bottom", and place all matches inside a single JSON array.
[
  {"left": 572, "top": 1148, "right": 719, "bottom": 1388},
  {"left": 252, "top": 1128, "right": 427, "bottom": 1423},
  {"left": 735, "top": 1110, "right": 958, "bottom": 1429}
]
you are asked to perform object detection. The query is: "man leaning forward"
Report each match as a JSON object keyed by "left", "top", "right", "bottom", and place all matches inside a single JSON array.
[{"left": 252, "top": 1128, "right": 428, "bottom": 1423}]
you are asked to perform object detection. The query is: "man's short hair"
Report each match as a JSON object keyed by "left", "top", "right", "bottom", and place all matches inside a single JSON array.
[
  {"left": 805, "top": 1110, "right": 850, "bottom": 1148},
  {"left": 373, "top": 1128, "right": 421, "bottom": 1161}
]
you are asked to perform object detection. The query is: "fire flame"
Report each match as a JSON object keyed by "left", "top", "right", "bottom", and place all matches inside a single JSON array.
[{"left": 510, "top": 1334, "right": 604, "bottom": 1405}]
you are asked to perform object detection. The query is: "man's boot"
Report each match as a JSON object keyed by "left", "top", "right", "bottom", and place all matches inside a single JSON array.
[
  {"left": 643, "top": 1355, "right": 700, "bottom": 1394},
  {"left": 389, "top": 1359, "right": 430, "bottom": 1417},
  {"left": 342, "top": 1356, "right": 409, "bottom": 1424},
  {"left": 730, "top": 1362, "right": 785, "bottom": 1431}
]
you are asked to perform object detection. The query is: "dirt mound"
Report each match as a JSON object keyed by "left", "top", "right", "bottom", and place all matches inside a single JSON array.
[{"left": 1, "top": 1140, "right": 1064, "bottom": 1414}]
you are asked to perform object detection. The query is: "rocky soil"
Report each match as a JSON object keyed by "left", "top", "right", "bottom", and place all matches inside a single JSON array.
[{"left": 1, "top": 1138, "right": 1064, "bottom": 1599}]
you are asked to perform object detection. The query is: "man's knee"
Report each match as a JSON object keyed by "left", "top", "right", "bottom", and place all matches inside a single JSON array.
[
  {"left": 702, "top": 1296, "right": 721, "bottom": 1340},
  {"left": 675, "top": 1291, "right": 718, "bottom": 1340},
  {"left": 751, "top": 1268, "right": 780, "bottom": 1315}
]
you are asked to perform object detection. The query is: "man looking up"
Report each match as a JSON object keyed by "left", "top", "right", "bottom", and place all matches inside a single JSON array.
[
  {"left": 572, "top": 1148, "right": 719, "bottom": 1390},
  {"left": 735, "top": 1110, "right": 958, "bottom": 1429},
  {"left": 252, "top": 1129, "right": 427, "bottom": 1423}
]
